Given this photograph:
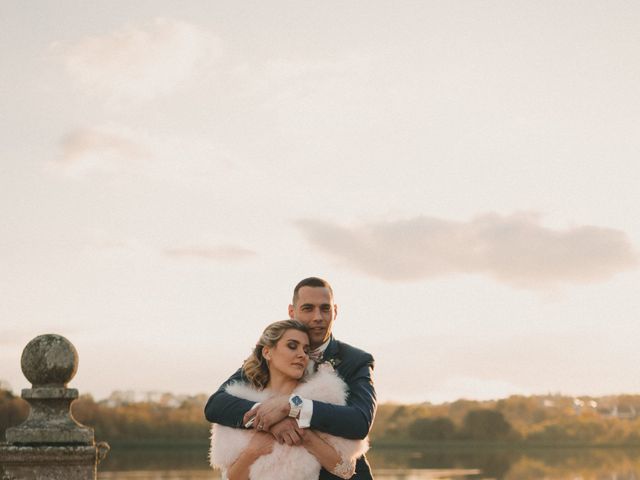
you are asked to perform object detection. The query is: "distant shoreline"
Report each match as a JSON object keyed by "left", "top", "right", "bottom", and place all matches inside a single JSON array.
[{"left": 101, "top": 438, "right": 640, "bottom": 450}]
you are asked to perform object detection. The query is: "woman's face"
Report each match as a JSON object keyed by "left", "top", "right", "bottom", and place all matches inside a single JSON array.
[{"left": 264, "top": 329, "right": 310, "bottom": 380}]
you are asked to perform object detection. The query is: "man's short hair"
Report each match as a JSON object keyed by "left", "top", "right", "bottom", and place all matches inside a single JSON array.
[{"left": 292, "top": 277, "right": 334, "bottom": 305}]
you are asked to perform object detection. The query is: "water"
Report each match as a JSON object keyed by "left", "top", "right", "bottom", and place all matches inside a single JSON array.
[{"left": 97, "top": 445, "right": 640, "bottom": 479}]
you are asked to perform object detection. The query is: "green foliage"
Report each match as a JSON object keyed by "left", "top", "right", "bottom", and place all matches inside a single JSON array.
[
  {"left": 372, "top": 394, "right": 640, "bottom": 447},
  {"left": 71, "top": 394, "right": 210, "bottom": 443},
  {"left": 526, "top": 416, "right": 629, "bottom": 444},
  {"left": 0, "top": 389, "right": 209, "bottom": 444},
  {"left": 496, "top": 395, "right": 549, "bottom": 430},
  {"left": 459, "top": 409, "right": 513, "bottom": 440},
  {"left": 0, "top": 389, "right": 29, "bottom": 438},
  {"left": 2, "top": 387, "right": 640, "bottom": 447},
  {"left": 409, "top": 416, "right": 456, "bottom": 440}
]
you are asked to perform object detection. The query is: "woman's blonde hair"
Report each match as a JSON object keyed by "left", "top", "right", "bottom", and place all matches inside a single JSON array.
[{"left": 242, "top": 320, "right": 309, "bottom": 389}]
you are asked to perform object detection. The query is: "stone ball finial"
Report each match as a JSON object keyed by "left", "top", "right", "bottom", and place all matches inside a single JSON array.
[{"left": 21, "top": 334, "right": 79, "bottom": 387}]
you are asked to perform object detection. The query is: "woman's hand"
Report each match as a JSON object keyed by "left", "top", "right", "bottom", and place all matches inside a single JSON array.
[
  {"left": 227, "top": 432, "right": 275, "bottom": 480},
  {"left": 302, "top": 430, "right": 356, "bottom": 479},
  {"left": 246, "top": 431, "right": 275, "bottom": 457}
]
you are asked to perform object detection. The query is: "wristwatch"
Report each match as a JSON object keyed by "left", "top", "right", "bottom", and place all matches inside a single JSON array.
[{"left": 288, "top": 395, "right": 303, "bottom": 419}]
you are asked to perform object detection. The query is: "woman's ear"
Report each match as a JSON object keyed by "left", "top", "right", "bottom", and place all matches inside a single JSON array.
[{"left": 262, "top": 346, "right": 271, "bottom": 361}]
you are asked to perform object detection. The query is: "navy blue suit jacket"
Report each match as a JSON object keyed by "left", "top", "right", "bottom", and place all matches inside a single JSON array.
[{"left": 204, "top": 336, "right": 376, "bottom": 479}]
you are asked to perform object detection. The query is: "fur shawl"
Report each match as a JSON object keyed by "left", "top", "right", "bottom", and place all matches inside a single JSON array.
[{"left": 209, "top": 365, "right": 369, "bottom": 479}]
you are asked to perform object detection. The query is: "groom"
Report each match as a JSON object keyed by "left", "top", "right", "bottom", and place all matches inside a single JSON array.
[{"left": 205, "top": 277, "right": 376, "bottom": 479}]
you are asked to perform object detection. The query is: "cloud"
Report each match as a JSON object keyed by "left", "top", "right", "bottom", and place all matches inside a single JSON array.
[
  {"left": 50, "top": 125, "right": 229, "bottom": 183},
  {"left": 55, "top": 17, "right": 221, "bottom": 102},
  {"left": 294, "top": 213, "right": 638, "bottom": 289},
  {"left": 78, "top": 231, "right": 255, "bottom": 263},
  {"left": 164, "top": 246, "right": 257, "bottom": 262},
  {"left": 56, "top": 127, "right": 151, "bottom": 176}
]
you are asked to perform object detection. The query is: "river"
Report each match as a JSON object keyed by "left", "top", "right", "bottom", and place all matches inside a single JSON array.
[{"left": 97, "top": 445, "right": 640, "bottom": 479}]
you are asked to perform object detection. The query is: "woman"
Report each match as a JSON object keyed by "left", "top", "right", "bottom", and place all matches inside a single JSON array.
[{"left": 210, "top": 320, "right": 368, "bottom": 480}]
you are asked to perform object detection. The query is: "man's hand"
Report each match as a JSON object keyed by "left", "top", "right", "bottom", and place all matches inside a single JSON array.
[
  {"left": 242, "top": 394, "right": 289, "bottom": 432},
  {"left": 269, "top": 417, "right": 305, "bottom": 446}
]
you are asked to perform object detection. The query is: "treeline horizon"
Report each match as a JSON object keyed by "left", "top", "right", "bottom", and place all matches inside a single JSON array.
[{"left": 2, "top": 388, "right": 639, "bottom": 447}]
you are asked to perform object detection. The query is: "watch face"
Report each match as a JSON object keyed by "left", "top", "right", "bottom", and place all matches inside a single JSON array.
[{"left": 292, "top": 395, "right": 303, "bottom": 407}]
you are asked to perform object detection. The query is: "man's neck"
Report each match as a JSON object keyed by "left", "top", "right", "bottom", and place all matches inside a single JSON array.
[{"left": 310, "top": 336, "right": 331, "bottom": 352}]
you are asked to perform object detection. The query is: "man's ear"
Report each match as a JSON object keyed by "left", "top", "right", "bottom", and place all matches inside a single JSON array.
[
  {"left": 288, "top": 304, "right": 295, "bottom": 319},
  {"left": 334, "top": 304, "right": 338, "bottom": 319}
]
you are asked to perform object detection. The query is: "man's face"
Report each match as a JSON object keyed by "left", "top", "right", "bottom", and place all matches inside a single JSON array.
[{"left": 288, "top": 286, "right": 337, "bottom": 349}]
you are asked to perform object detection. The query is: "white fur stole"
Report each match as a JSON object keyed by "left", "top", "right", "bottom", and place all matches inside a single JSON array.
[{"left": 209, "top": 366, "right": 369, "bottom": 480}]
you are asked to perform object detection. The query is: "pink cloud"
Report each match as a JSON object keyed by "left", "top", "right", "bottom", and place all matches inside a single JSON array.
[{"left": 295, "top": 212, "right": 638, "bottom": 289}]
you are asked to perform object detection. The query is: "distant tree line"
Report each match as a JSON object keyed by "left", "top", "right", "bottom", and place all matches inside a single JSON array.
[
  {"left": 406, "top": 409, "right": 514, "bottom": 441},
  {"left": 0, "top": 389, "right": 208, "bottom": 444},
  {"left": 2, "top": 388, "right": 640, "bottom": 446},
  {"left": 0, "top": 389, "right": 28, "bottom": 437},
  {"left": 370, "top": 394, "right": 640, "bottom": 446}
]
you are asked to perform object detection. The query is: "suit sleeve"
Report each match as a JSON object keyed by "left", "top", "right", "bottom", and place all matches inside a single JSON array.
[
  {"left": 310, "top": 354, "right": 376, "bottom": 440},
  {"left": 204, "top": 368, "right": 257, "bottom": 428}
]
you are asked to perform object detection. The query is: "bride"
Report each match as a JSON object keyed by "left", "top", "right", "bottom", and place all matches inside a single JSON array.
[{"left": 209, "top": 320, "right": 368, "bottom": 480}]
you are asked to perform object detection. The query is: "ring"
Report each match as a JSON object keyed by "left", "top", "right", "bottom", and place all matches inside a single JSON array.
[{"left": 257, "top": 424, "right": 263, "bottom": 430}]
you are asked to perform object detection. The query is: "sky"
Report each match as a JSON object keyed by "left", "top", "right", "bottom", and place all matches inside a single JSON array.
[{"left": 1, "top": 1, "right": 639, "bottom": 404}]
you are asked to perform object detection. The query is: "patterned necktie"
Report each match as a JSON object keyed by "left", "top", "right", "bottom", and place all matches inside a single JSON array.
[{"left": 308, "top": 350, "right": 323, "bottom": 364}]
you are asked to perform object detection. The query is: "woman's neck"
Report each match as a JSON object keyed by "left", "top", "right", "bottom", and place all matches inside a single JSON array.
[{"left": 266, "top": 370, "right": 298, "bottom": 395}]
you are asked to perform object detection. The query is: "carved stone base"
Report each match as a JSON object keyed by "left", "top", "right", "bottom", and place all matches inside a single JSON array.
[{"left": 0, "top": 444, "right": 98, "bottom": 480}]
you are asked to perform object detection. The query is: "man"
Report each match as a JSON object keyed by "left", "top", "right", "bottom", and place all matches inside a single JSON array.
[{"left": 205, "top": 277, "right": 376, "bottom": 479}]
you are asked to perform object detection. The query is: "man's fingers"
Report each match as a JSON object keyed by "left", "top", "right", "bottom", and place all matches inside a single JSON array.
[
  {"left": 267, "top": 417, "right": 303, "bottom": 444},
  {"left": 259, "top": 411, "right": 283, "bottom": 431},
  {"left": 273, "top": 432, "right": 285, "bottom": 444},
  {"left": 242, "top": 412, "right": 254, "bottom": 426},
  {"left": 253, "top": 412, "right": 266, "bottom": 430},
  {"left": 284, "top": 430, "right": 302, "bottom": 446},
  {"left": 256, "top": 416, "right": 269, "bottom": 431},
  {"left": 283, "top": 431, "right": 296, "bottom": 446}
]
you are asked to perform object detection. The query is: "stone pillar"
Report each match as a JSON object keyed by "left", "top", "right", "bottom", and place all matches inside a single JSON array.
[{"left": 0, "top": 334, "right": 109, "bottom": 480}]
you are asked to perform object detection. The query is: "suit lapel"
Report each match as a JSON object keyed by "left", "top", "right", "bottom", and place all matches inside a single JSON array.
[{"left": 322, "top": 335, "right": 339, "bottom": 362}]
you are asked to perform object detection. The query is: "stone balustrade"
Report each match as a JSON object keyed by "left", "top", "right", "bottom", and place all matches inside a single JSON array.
[{"left": 0, "top": 334, "right": 109, "bottom": 479}]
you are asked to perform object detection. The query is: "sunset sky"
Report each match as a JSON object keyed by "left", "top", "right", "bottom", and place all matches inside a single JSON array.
[{"left": 1, "top": 1, "right": 639, "bottom": 404}]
